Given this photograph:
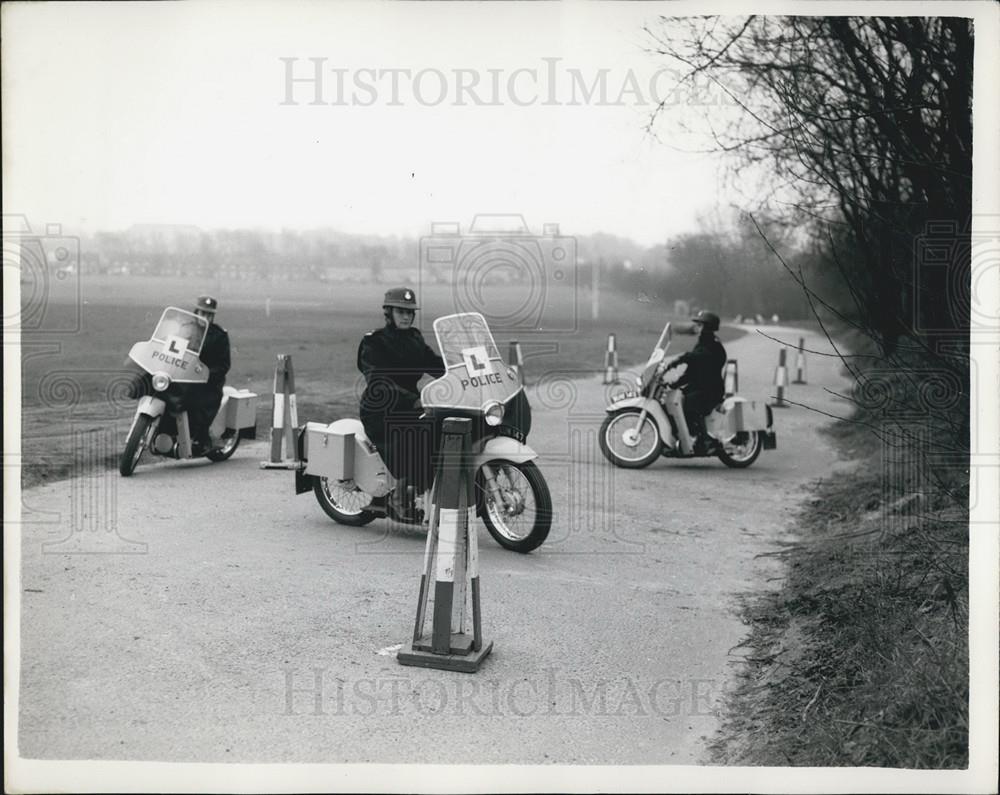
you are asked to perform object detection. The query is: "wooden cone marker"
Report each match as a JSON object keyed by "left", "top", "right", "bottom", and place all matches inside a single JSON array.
[
  {"left": 261, "top": 354, "right": 301, "bottom": 468},
  {"left": 724, "top": 359, "right": 739, "bottom": 397},
  {"left": 508, "top": 340, "right": 526, "bottom": 386},
  {"left": 603, "top": 333, "right": 619, "bottom": 384},
  {"left": 770, "top": 348, "right": 790, "bottom": 408},
  {"left": 792, "top": 337, "right": 808, "bottom": 384},
  {"left": 398, "top": 417, "right": 493, "bottom": 673}
]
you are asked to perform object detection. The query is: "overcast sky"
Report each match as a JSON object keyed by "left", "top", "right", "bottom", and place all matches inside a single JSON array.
[{"left": 1, "top": 1, "right": 746, "bottom": 246}]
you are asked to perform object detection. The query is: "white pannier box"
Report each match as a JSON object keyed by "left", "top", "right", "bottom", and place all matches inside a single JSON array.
[
  {"left": 304, "top": 421, "right": 355, "bottom": 481},
  {"left": 303, "top": 419, "right": 393, "bottom": 497},
  {"left": 710, "top": 398, "right": 770, "bottom": 437},
  {"left": 224, "top": 389, "right": 259, "bottom": 430}
]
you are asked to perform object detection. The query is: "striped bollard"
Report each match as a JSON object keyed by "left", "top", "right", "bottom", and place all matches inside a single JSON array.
[
  {"left": 263, "top": 354, "right": 299, "bottom": 466},
  {"left": 770, "top": 348, "right": 790, "bottom": 408},
  {"left": 603, "top": 333, "right": 619, "bottom": 384},
  {"left": 508, "top": 340, "right": 526, "bottom": 386},
  {"left": 398, "top": 417, "right": 493, "bottom": 672},
  {"left": 792, "top": 337, "right": 808, "bottom": 384},
  {"left": 724, "top": 359, "right": 739, "bottom": 397}
]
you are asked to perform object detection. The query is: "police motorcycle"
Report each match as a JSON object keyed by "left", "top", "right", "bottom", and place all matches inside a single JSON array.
[
  {"left": 599, "top": 321, "right": 776, "bottom": 469},
  {"left": 119, "top": 306, "right": 258, "bottom": 476},
  {"left": 297, "top": 312, "right": 552, "bottom": 553}
]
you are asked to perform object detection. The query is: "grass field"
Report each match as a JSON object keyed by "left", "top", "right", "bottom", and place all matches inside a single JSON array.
[{"left": 17, "top": 274, "right": 744, "bottom": 487}]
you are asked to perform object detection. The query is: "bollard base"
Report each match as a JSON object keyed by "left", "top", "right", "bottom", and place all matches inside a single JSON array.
[
  {"left": 397, "top": 637, "right": 493, "bottom": 673},
  {"left": 792, "top": 379, "right": 807, "bottom": 385}
]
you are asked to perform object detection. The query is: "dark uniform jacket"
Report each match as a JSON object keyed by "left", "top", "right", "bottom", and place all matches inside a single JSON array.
[
  {"left": 357, "top": 325, "right": 446, "bottom": 416},
  {"left": 673, "top": 333, "right": 727, "bottom": 404},
  {"left": 185, "top": 322, "right": 230, "bottom": 442},
  {"left": 357, "top": 325, "right": 446, "bottom": 488},
  {"left": 200, "top": 322, "right": 231, "bottom": 390}
]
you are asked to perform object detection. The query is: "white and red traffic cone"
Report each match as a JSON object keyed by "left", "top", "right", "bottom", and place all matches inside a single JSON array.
[
  {"left": 261, "top": 354, "right": 301, "bottom": 468},
  {"left": 792, "top": 337, "right": 808, "bottom": 385},
  {"left": 398, "top": 417, "right": 492, "bottom": 672},
  {"left": 770, "top": 348, "right": 790, "bottom": 408},
  {"left": 603, "top": 333, "right": 619, "bottom": 384},
  {"left": 724, "top": 359, "right": 739, "bottom": 397},
  {"left": 508, "top": 340, "right": 526, "bottom": 386}
]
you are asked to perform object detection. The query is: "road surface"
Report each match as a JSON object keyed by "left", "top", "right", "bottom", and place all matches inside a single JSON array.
[{"left": 15, "top": 325, "right": 852, "bottom": 765}]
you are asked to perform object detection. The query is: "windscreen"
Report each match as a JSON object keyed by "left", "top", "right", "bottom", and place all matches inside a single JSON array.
[
  {"left": 126, "top": 306, "right": 210, "bottom": 384},
  {"left": 152, "top": 307, "right": 208, "bottom": 355},
  {"left": 421, "top": 312, "right": 520, "bottom": 411},
  {"left": 432, "top": 312, "right": 501, "bottom": 368}
]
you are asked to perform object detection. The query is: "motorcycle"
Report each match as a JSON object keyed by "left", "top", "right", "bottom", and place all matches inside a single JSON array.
[
  {"left": 119, "top": 306, "right": 258, "bottom": 477},
  {"left": 599, "top": 321, "right": 776, "bottom": 469},
  {"left": 295, "top": 312, "right": 552, "bottom": 553}
]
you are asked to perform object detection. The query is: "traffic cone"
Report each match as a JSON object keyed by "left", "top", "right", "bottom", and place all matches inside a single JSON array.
[
  {"left": 724, "top": 359, "right": 739, "bottom": 397},
  {"left": 792, "top": 337, "right": 808, "bottom": 384},
  {"left": 603, "top": 333, "right": 619, "bottom": 384},
  {"left": 398, "top": 417, "right": 493, "bottom": 672},
  {"left": 770, "top": 348, "right": 790, "bottom": 408},
  {"left": 260, "top": 354, "right": 301, "bottom": 468},
  {"left": 508, "top": 340, "right": 526, "bottom": 386}
]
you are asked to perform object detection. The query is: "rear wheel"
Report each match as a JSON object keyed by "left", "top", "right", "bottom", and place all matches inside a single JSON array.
[
  {"left": 599, "top": 409, "right": 662, "bottom": 468},
  {"left": 717, "top": 431, "right": 763, "bottom": 468},
  {"left": 119, "top": 415, "right": 155, "bottom": 476},
  {"left": 313, "top": 477, "right": 378, "bottom": 526},
  {"left": 477, "top": 460, "right": 551, "bottom": 553}
]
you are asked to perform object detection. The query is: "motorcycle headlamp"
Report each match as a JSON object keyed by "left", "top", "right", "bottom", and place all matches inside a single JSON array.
[
  {"left": 152, "top": 372, "right": 171, "bottom": 392},
  {"left": 483, "top": 401, "right": 505, "bottom": 427}
]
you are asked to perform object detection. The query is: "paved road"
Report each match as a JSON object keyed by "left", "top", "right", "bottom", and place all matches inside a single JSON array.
[{"left": 16, "top": 325, "right": 851, "bottom": 764}]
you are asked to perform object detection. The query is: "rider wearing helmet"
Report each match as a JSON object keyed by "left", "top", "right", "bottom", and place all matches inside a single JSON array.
[
  {"left": 670, "top": 309, "right": 727, "bottom": 454},
  {"left": 188, "top": 295, "right": 231, "bottom": 453},
  {"left": 357, "top": 287, "right": 445, "bottom": 518}
]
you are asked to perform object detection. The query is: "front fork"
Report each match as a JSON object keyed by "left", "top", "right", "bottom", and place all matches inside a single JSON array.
[
  {"left": 630, "top": 407, "right": 650, "bottom": 440},
  {"left": 479, "top": 463, "right": 520, "bottom": 516}
]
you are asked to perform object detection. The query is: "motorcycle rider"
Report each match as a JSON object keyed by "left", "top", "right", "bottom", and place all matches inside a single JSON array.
[
  {"left": 668, "top": 309, "right": 727, "bottom": 454},
  {"left": 357, "top": 287, "right": 445, "bottom": 519},
  {"left": 187, "top": 295, "right": 231, "bottom": 454}
]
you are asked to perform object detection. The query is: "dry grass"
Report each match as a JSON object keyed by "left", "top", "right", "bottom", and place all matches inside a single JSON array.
[{"left": 711, "top": 343, "right": 969, "bottom": 768}]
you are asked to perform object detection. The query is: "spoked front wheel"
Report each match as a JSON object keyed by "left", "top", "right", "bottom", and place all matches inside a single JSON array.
[
  {"left": 599, "top": 409, "right": 662, "bottom": 469},
  {"left": 313, "top": 477, "right": 378, "bottom": 526},
  {"left": 119, "top": 414, "right": 155, "bottom": 476},
  {"left": 476, "top": 460, "right": 552, "bottom": 553}
]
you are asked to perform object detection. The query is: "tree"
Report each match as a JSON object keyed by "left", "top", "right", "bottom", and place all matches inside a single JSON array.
[{"left": 648, "top": 16, "right": 974, "bottom": 356}]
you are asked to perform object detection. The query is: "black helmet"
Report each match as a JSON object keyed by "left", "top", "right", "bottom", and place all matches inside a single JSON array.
[
  {"left": 382, "top": 287, "right": 419, "bottom": 310},
  {"left": 692, "top": 309, "right": 720, "bottom": 332},
  {"left": 195, "top": 295, "right": 219, "bottom": 314}
]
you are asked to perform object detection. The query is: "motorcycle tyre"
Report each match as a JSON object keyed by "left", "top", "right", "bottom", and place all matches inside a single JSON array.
[
  {"left": 599, "top": 409, "right": 662, "bottom": 469},
  {"left": 717, "top": 431, "right": 763, "bottom": 469},
  {"left": 313, "top": 476, "right": 378, "bottom": 526},
  {"left": 206, "top": 430, "right": 240, "bottom": 462},
  {"left": 477, "top": 460, "right": 552, "bottom": 554},
  {"left": 120, "top": 414, "right": 154, "bottom": 477}
]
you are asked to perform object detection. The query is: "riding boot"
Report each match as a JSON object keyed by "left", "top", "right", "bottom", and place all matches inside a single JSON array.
[{"left": 388, "top": 478, "right": 416, "bottom": 521}]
